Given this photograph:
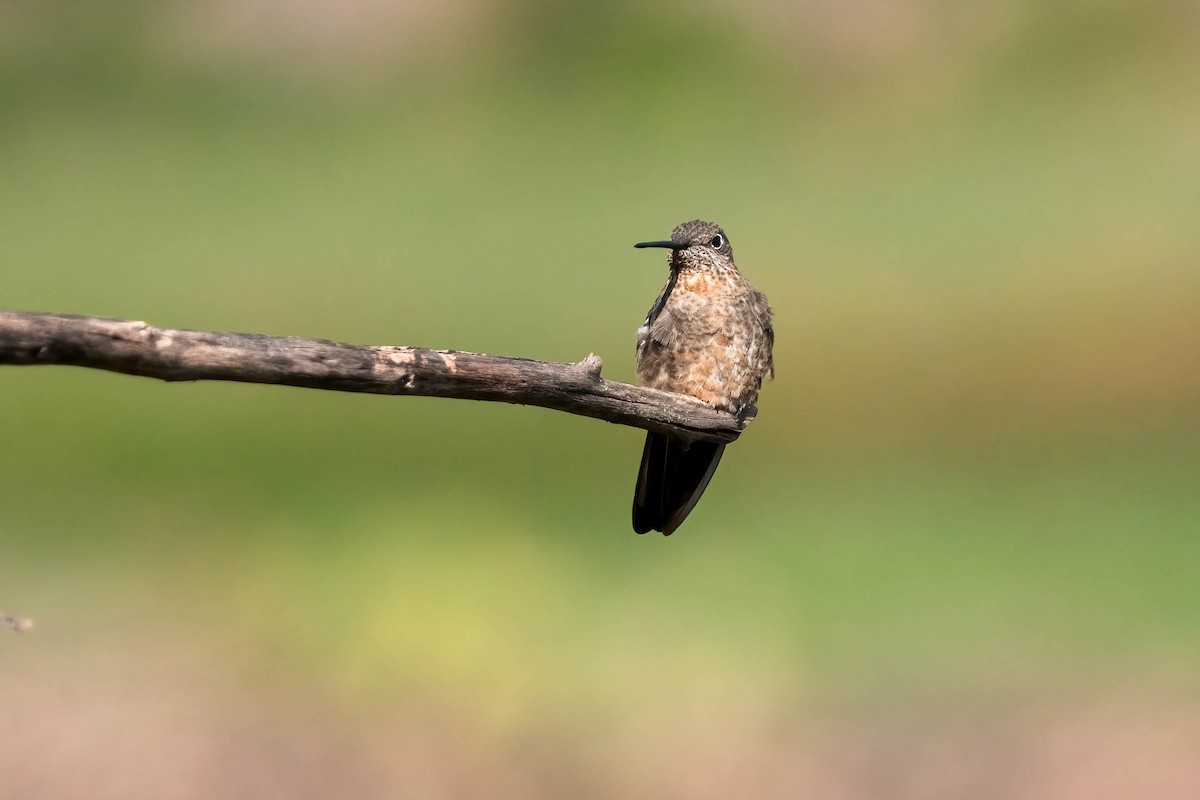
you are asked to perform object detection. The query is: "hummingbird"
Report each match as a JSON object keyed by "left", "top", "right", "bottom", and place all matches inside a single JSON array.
[{"left": 631, "top": 220, "right": 774, "bottom": 536}]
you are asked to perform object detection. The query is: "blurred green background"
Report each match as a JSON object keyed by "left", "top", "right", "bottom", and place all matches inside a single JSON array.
[{"left": 3, "top": 0, "right": 1199, "bottom": 796}]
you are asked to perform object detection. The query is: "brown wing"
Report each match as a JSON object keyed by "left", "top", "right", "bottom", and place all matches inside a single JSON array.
[{"left": 752, "top": 286, "right": 774, "bottom": 379}]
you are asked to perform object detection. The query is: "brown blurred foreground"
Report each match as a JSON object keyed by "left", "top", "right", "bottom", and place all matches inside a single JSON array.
[{"left": 4, "top": 648, "right": 1198, "bottom": 800}]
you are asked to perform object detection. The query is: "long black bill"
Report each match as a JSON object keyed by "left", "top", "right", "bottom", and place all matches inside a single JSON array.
[{"left": 634, "top": 239, "right": 689, "bottom": 250}]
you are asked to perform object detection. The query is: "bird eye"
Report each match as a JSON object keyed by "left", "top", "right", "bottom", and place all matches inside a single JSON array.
[{"left": 710, "top": 234, "right": 724, "bottom": 248}]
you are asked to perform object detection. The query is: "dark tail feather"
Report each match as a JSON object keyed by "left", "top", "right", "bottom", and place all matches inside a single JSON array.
[
  {"left": 632, "top": 433, "right": 726, "bottom": 536},
  {"left": 660, "top": 439, "right": 724, "bottom": 535},
  {"left": 632, "top": 433, "right": 668, "bottom": 534}
]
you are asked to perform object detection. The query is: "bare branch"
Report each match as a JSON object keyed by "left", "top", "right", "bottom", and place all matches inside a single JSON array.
[{"left": 0, "top": 310, "right": 748, "bottom": 443}]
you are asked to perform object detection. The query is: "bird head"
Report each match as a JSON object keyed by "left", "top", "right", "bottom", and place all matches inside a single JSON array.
[{"left": 635, "top": 219, "right": 735, "bottom": 272}]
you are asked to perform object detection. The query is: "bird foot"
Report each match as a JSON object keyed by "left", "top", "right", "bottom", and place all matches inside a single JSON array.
[{"left": 734, "top": 404, "right": 758, "bottom": 425}]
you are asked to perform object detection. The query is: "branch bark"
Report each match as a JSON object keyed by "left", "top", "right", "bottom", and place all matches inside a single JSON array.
[{"left": 0, "top": 310, "right": 748, "bottom": 443}]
